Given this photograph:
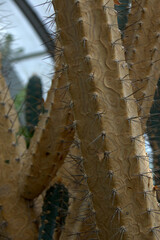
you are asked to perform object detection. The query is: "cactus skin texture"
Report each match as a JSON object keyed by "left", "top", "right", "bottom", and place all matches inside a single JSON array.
[
  {"left": 38, "top": 183, "right": 69, "bottom": 240},
  {"left": 25, "top": 75, "right": 43, "bottom": 136}
]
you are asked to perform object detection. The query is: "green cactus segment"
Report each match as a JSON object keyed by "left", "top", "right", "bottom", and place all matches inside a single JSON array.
[
  {"left": 38, "top": 183, "right": 69, "bottom": 240},
  {"left": 25, "top": 75, "right": 43, "bottom": 135}
]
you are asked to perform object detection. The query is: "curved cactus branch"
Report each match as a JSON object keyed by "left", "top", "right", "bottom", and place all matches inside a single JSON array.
[
  {"left": 53, "top": 0, "right": 160, "bottom": 239},
  {"left": 19, "top": 60, "right": 75, "bottom": 199}
]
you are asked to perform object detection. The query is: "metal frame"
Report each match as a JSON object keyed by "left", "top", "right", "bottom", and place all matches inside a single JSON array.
[{"left": 13, "top": 0, "right": 55, "bottom": 59}]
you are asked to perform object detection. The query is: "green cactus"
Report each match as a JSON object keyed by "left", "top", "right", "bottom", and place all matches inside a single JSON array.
[
  {"left": 15, "top": 76, "right": 43, "bottom": 148},
  {"left": 25, "top": 75, "right": 43, "bottom": 136},
  {"left": 38, "top": 183, "right": 69, "bottom": 240}
]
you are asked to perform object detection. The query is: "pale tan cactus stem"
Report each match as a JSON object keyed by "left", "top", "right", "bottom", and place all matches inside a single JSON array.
[
  {"left": 0, "top": 74, "right": 38, "bottom": 239},
  {"left": 124, "top": 0, "right": 160, "bottom": 126},
  {"left": 19, "top": 60, "right": 75, "bottom": 199},
  {"left": 53, "top": 0, "right": 160, "bottom": 239}
]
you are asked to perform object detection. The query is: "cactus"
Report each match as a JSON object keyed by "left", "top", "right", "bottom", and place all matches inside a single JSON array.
[
  {"left": 1, "top": 0, "right": 160, "bottom": 239},
  {"left": 15, "top": 76, "right": 45, "bottom": 148},
  {"left": 19, "top": 60, "right": 75, "bottom": 199},
  {"left": 0, "top": 45, "right": 74, "bottom": 239},
  {"left": 52, "top": 0, "right": 160, "bottom": 239},
  {"left": 38, "top": 183, "right": 69, "bottom": 240},
  {"left": 0, "top": 72, "right": 37, "bottom": 239},
  {"left": 25, "top": 75, "right": 43, "bottom": 135}
]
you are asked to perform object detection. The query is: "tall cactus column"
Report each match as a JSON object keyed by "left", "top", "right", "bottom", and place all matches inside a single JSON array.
[{"left": 53, "top": 0, "right": 160, "bottom": 239}]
